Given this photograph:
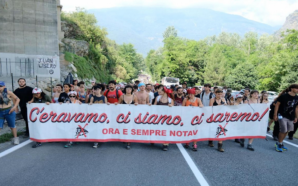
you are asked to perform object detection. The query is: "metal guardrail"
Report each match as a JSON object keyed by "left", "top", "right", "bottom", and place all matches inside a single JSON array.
[{"left": 0, "top": 58, "right": 35, "bottom": 77}]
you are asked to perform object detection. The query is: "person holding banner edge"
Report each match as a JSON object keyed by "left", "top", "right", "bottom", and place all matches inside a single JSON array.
[
  {"left": 118, "top": 85, "right": 138, "bottom": 149},
  {"left": 89, "top": 84, "right": 109, "bottom": 148},
  {"left": 28, "top": 88, "right": 51, "bottom": 148},
  {"left": 209, "top": 89, "right": 226, "bottom": 152},
  {"left": 64, "top": 91, "right": 82, "bottom": 148},
  {"left": 273, "top": 84, "right": 298, "bottom": 152},
  {"left": 240, "top": 90, "right": 260, "bottom": 151},
  {"left": 0, "top": 81, "right": 20, "bottom": 145},
  {"left": 182, "top": 88, "right": 203, "bottom": 151},
  {"left": 154, "top": 85, "right": 174, "bottom": 151}
]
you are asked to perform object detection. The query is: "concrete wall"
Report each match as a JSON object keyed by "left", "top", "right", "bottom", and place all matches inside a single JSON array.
[{"left": 0, "top": 0, "right": 59, "bottom": 56}]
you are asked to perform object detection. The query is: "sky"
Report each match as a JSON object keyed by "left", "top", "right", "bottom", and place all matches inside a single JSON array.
[{"left": 60, "top": 0, "right": 298, "bottom": 26}]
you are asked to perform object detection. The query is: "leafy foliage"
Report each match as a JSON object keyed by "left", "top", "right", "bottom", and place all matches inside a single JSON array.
[
  {"left": 61, "top": 8, "right": 143, "bottom": 83},
  {"left": 145, "top": 27, "right": 298, "bottom": 90}
]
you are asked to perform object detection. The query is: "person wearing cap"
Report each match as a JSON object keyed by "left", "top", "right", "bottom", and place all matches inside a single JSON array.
[
  {"left": 13, "top": 78, "right": 33, "bottom": 136},
  {"left": 0, "top": 81, "right": 20, "bottom": 145},
  {"left": 104, "top": 80, "right": 123, "bottom": 104},
  {"left": 182, "top": 88, "right": 203, "bottom": 151},
  {"left": 29, "top": 88, "right": 51, "bottom": 104},
  {"left": 135, "top": 83, "right": 150, "bottom": 105},
  {"left": 234, "top": 94, "right": 243, "bottom": 105},
  {"left": 225, "top": 88, "right": 234, "bottom": 105},
  {"left": 28, "top": 88, "right": 51, "bottom": 148}
]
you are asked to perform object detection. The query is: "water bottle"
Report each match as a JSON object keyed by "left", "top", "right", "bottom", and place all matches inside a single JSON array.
[{"left": 278, "top": 114, "right": 283, "bottom": 120}]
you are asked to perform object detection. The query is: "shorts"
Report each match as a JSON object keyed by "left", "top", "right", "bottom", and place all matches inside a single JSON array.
[
  {"left": 278, "top": 117, "right": 294, "bottom": 133},
  {"left": 269, "top": 110, "right": 274, "bottom": 120},
  {"left": 0, "top": 107, "right": 16, "bottom": 129}
]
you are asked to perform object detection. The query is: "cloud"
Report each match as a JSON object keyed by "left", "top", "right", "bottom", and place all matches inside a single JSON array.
[{"left": 60, "top": 0, "right": 298, "bottom": 26}]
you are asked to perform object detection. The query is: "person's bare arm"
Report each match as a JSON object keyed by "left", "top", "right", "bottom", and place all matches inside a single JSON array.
[
  {"left": 134, "top": 95, "right": 138, "bottom": 105},
  {"left": 118, "top": 95, "right": 123, "bottom": 104},
  {"left": 182, "top": 98, "right": 187, "bottom": 106},
  {"left": 89, "top": 97, "right": 94, "bottom": 105},
  {"left": 274, "top": 101, "right": 281, "bottom": 121},
  {"left": 197, "top": 98, "right": 203, "bottom": 108},
  {"left": 169, "top": 99, "right": 174, "bottom": 107},
  {"left": 209, "top": 98, "right": 214, "bottom": 106},
  {"left": 8, "top": 91, "right": 20, "bottom": 114}
]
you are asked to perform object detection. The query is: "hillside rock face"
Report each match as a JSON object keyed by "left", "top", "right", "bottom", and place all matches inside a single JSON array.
[
  {"left": 275, "top": 10, "right": 298, "bottom": 37},
  {"left": 62, "top": 38, "right": 89, "bottom": 56},
  {"left": 61, "top": 21, "right": 83, "bottom": 39}
]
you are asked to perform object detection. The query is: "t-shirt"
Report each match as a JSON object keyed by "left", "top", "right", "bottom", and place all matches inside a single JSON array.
[
  {"left": 200, "top": 91, "right": 214, "bottom": 106},
  {"left": 277, "top": 93, "right": 298, "bottom": 120},
  {"left": 148, "top": 91, "right": 154, "bottom": 104},
  {"left": 174, "top": 95, "right": 184, "bottom": 106},
  {"left": 104, "top": 89, "right": 123, "bottom": 103},
  {"left": 195, "top": 94, "right": 200, "bottom": 98},
  {"left": 58, "top": 92, "right": 71, "bottom": 103},
  {"left": 33, "top": 94, "right": 51, "bottom": 103},
  {"left": 14, "top": 86, "right": 33, "bottom": 108}
]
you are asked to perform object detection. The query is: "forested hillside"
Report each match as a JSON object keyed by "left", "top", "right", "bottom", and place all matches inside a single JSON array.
[
  {"left": 146, "top": 27, "right": 298, "bottom": 91},
  {"left": 61, "top": 9, "right": 145, "bottom": 83}
]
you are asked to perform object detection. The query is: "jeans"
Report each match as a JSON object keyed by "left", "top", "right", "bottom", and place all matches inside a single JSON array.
[{"left": 0, "top": 108, "right": 16, "bottom": 128}]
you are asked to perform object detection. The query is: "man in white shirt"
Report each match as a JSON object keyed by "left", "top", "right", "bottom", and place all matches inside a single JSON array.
[{"left": 146, "top": 84, "right": 154, "bottom": 104}]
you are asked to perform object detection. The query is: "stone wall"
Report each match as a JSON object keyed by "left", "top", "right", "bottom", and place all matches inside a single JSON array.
[{"left": 0, "top": 0, "right": 59, "bottom": 55}]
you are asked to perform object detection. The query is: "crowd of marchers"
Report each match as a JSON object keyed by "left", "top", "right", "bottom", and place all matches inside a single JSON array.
[{"left": 0, "top": 79, "right": 298, "bottom": 153}]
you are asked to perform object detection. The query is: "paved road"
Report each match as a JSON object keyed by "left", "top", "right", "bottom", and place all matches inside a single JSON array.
[{"left": 0, "top": 132, "right": 298, "bottom": 186}]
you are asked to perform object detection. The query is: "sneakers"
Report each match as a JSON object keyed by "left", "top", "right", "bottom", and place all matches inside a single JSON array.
[
  {"left": 93, "top": 143, "right": 98, "bottom": 148},
  {"left": 240, "top": 139, "right": 245, "bottom": 147},
  {"left": 208, "top": 141, "right": 214, "bottom": 147},
  {"left": 32, "top": 142, "right": 42, "bottom": 148},
  {"left": 281, "top": 144, "right": 288, "bottom": 151},
  {"left": 234, "top": 139, "right": 240, "bottom": 143},
  {"left": 275, "top": 142, "right": 283, "bottom": 152},
  {"left": 64, "top": 142, "right": 73, "bottom": 148},
  {"left": 247, "top": 144, "right": 254, "bottom": 151},
  {"left": 184, "top": 143, "right": 190, "bottom": 148},
  {"left": 192, "top": 144, "right": 197, "bottom": 151},
  {"left": 288, "top": 136, "right": 293, "bottom": 140},
  {"left": 162, "top": 145, "right": 168, "bottom": 151},
  {"left": 126, "top": 144, "right": 131, "bottom": 150},
  {"left": 13, "top": 137, "right": 19, "bottom": 145}
]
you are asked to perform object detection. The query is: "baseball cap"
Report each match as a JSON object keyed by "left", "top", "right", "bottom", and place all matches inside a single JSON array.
[
  {"left": 32, "top": 87, "right": 42, "bottom": 94},
  {"left": 0, "top": 81, "right": 5, "bottom": 86}
]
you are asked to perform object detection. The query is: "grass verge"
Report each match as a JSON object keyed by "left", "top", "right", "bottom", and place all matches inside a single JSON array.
[{"left": 0, "top": 132, "right": 24, "bottom": 143}]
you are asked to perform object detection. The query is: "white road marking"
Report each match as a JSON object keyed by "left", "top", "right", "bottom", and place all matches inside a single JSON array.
[
  {"left": 177, "top": 143, "right": 209, "bottom": 186},
  {"left": 0, "top": 140, "right": 32, "bottom": 158},
  {"left": 266, "top": 134, "right": 298, "bottom": 148}
]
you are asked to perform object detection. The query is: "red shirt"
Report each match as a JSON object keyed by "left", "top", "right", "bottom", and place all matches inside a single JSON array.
[{"left": 104, "top": 89, "right": 123, "bottom": 103}]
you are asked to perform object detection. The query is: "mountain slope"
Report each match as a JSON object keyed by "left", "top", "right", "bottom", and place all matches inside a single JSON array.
[
  {"left": 88, "top": 8, "right": 278, "bottom": 55},
  {"left": 275, "top": 10, "right": 298, "bottom": 37}
]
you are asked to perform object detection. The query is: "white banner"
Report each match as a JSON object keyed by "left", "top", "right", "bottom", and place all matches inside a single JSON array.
[{"left": 27, "top": 103, "right": 269, "bottom": 143}]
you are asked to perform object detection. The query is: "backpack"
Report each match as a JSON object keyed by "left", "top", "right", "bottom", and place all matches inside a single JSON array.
[
  {"left": 105, "top": 89, "right": 120, "bottom": 99},
  {"left": 201, "top": 90, "right": 213, "bottom": 100}
]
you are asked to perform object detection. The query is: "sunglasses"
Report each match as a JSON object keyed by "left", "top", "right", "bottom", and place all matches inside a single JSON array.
[{"left": 69, "top": 96, "right": 76, "bottom": 98}]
